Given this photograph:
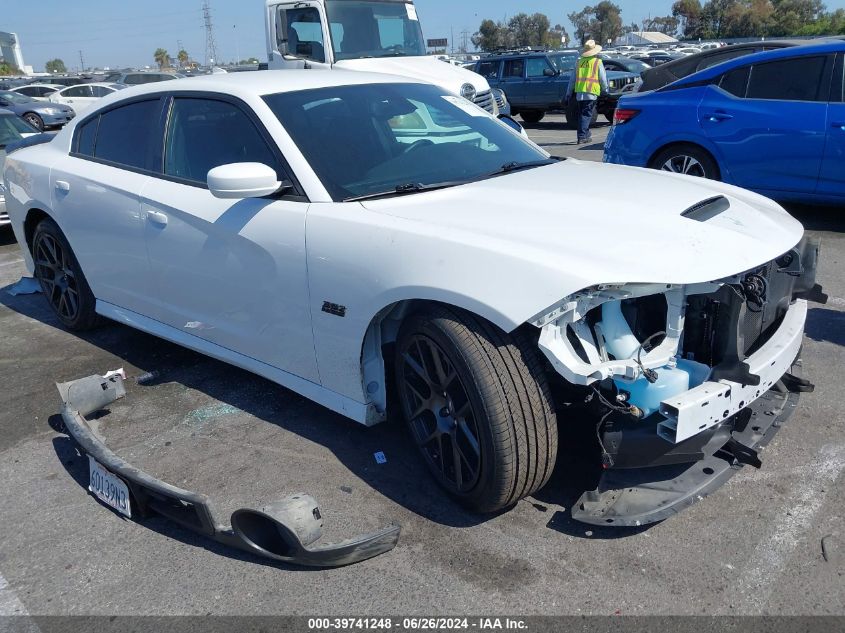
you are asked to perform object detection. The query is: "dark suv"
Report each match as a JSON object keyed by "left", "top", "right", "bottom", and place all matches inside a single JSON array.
[{"left": 470, "top": 50, "right": 639, "bottom": 126}]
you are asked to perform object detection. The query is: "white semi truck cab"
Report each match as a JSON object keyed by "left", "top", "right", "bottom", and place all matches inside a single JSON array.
[{"left": 264, "top": 0, "right": 496, "bottom": 113}]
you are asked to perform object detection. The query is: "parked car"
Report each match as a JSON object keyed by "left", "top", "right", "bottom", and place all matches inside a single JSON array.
[
  {"left": 0, "top": 110, "right": 40, "bottom": 227},
  {"left": 599, "top": 55, "right": 651, "bottom": 75},
  {"left": 10, "top": 84, "right": 64, "bottom": 101},
  {"left": 104, "top": 71, "right": 186, "bottom": 85},
  {"left": 2, "top": 70, "right": 822, "bottom": 527},
  {"left": 0, "top": 90, "right": 75, "bottom": 131},
  {"left": 631, "top": 51, "right": 684, "bottom": 66},
  {"left": 48, "top": 83, "right": 126, "bottom": 115},
  {"left": 42, "top": 76, "right": 89, "bottom": 88},
  {"left": 604, "top": 41, "right": 845, "bottom": 204},
  {"left": 469, "top": 50, "right": 639, "bottom": 125},
  {"left": 638, "top": 40, "right": 803, "bottom": 92}
]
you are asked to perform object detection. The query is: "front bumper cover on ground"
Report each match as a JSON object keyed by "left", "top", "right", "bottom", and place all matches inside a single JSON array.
[{"left": 57, "top": 374, "right": 400, "bottom": 568}]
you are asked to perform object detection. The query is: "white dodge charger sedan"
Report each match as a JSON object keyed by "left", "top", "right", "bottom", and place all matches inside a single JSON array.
[{"left": 2, "top": 70, "right": 824, "bottom": 525}]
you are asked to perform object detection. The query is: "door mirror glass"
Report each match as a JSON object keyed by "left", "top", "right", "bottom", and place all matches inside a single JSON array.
[{"left": 207, "top": 162, "right": 285, "bottom": 199}]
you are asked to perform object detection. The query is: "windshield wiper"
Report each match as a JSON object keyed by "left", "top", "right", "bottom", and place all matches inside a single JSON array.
[
  {"left": 484, "top": 158, "right": 562, "bottom": 179},
  {"left": 343, "top": 181, "right": 465, "bottom": 203}
]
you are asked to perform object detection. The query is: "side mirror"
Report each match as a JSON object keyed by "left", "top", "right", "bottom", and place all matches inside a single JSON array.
[
  {"left": 207, "top": 163, "right": 289, "bottom": 199},
  {"left": 543, "top": 68, "right": 557, "bottom": 77}
]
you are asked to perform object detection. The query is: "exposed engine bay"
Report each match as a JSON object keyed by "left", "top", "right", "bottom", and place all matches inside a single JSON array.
[{"left": 531, "top": 238, "right": 826, "bottom": 525}]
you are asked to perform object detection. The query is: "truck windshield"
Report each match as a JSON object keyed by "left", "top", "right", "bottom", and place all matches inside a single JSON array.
[
  {"left": 264, "top": 83, "right": 552, "bottom": 201},
  {"left": 326, "top": 1, "right": 426, "bottom": 60}
]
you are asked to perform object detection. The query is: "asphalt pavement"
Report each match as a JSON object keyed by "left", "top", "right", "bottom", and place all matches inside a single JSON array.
[{"left": 0, "top": 119, "right": 842, "bottom": 618}]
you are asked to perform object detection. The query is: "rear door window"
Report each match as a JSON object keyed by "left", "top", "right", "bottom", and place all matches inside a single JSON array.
[
  {"left": 91, "top": 99, "right": 161, "bottom": 170},
  {"left": 163, "top": 98, "right": 279, "bottom": 185},
  {"left": 746, "top": 56, "right": 829, "bottom": 102},
  {"left": 718, "top": 66, "right": 749, "bottom": 97},
  {"left": 503, "top": 59, "right": 525, "bottom": 79}
]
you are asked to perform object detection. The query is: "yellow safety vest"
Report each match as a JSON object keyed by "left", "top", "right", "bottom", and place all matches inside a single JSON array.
[{"left": 575, "top": 57, "right": 602, "bottom": 96}]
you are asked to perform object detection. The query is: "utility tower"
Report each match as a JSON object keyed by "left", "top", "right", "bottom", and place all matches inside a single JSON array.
[{"left": 203, "top": 1, "right": 219, "bottom": 67}]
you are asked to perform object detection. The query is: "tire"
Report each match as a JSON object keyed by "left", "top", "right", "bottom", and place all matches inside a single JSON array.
[
  {"left": 23, "top": 112, "right": 45, "bottom": 131},
  {"left": 564, "top": 101, "right": 598, "bottom": 130},
  {"left": 31, "top": 218, "right": 100, "bottom": 331},
  {"left": 650, "top": 144, "right": 720, "bottom": 180},
  {"left": 520, "top": 111, "right": 545, "bottom": 124},
  {"left": 394, "top": 306, "right": 558, "bottom": 513}
]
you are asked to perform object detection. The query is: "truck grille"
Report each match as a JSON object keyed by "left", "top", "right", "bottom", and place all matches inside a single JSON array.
[
  {"left": 493, "top": 91, "right": 507, "bottom": 110},
  {"left": 609, "top": 76, "right": 638, "bottom": 91},
  {"left": 473, "top": 90, "right": 495, "bottom": 113}
]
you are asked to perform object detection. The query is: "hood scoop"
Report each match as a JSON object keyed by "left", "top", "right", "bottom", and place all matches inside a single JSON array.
[{"left": 681, "top": 196, "right": 730, "bottom": 222}]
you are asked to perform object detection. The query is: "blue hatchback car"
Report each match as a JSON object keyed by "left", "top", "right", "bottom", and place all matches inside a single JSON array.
[{"left": 604, "top": 41, "right": 845, "bottom": 204}]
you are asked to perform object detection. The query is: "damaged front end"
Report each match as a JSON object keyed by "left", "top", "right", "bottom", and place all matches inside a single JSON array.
[
  {"left": 57, "top": 374, "right": 400, "bottom": 567},
  {"left": 533, "top": 237, "right": 826, "bottom": 526}
]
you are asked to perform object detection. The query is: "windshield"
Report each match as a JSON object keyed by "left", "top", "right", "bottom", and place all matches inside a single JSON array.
[
  {"left": 549, "top": 53, "right": 579, "bottom": 73},
  {"left": 326, "top": 0, "right": 425, "bottom": 60},
  {"left": 0, "top": 114, "right": 34, "bottom": 147},
  {"left": 264, "top": 83, "right": 550, "bottom": 201},
  {"left": 0, "top": 90, "right": 36, "bottom": 105}
]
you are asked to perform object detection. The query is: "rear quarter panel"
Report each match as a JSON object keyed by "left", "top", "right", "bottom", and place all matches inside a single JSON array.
[{"left": 2, "top": 143, "right": 61, "bottom": 273}]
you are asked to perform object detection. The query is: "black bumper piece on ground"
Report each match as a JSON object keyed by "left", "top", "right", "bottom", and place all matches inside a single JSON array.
[
  {"left": 572, "top": 375, "right": 802, "bottom": 527},
  {"left": 57, "top": 374, "right": 400, "bottom": 568}
]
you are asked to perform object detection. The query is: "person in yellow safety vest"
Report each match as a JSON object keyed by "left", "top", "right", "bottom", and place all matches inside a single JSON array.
[{"left": 564, "top": 39, "right": 609, "bottom": 145}]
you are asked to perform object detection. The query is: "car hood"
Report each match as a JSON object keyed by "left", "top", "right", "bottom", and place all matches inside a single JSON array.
[
  {"left": 360, "top": 160, "right": 804, "bottom": 291},
  {"left": 336, "top": 56, "right": 491, "bottom": 95}
]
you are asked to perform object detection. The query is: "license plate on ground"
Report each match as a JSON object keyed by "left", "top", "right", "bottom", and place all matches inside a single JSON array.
[{"left": 88, "top": 456, "right": 131, "bottom": 518}]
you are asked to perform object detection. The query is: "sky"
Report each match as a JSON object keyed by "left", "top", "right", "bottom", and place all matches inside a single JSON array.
[{"left": 4, "top": 0, "right": 845, "bottom": 71}]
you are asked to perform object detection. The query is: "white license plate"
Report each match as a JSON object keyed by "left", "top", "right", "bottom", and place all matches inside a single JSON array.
[{"left": 88, "top": 456, "right": 131, "bottom": 518}]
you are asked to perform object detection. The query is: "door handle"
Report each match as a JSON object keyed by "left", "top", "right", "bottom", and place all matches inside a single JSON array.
[
  {"left": 706, "top": 112, "right": 733, "bottom": 122},
  {"left": 55, "top": 180, "right": 70, "bottom": 192},
  {"left": 146, "top": 210, "right": 169, "bottom": 227}
]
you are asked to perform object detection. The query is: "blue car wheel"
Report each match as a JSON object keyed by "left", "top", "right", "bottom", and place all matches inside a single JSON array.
[{"left": 650, "top": 144, "right": 720, "bottom": 180}]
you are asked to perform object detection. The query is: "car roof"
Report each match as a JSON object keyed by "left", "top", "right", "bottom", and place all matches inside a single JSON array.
[
  {"left": 109, "top": 69, "right": 427, "bottom": 101},
  {"left": 61, "top": 82, "right": 122, "bottom": 88},
  {"left": 672, "top": 39, "right": 845, "bottom": 87}
]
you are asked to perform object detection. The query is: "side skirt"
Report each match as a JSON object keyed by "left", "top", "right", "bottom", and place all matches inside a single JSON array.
[{"left": 95, "top": 300, "right": 383, "bottom": 426}]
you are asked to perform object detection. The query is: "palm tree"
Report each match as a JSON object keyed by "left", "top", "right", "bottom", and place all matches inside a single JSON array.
[
  {"left": 154, "top": 48, "right": 170, "bottom": 70},
  {"left": 177, "top": 49, "right": 189, "bottom": 69}
]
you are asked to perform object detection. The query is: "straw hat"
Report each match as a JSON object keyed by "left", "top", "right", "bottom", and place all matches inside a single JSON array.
[{"left": 582, "top": 40, "right": 603, "bottom": 57}]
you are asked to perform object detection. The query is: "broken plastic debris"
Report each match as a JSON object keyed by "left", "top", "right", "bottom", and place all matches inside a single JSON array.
[
  {"left": 102, "top": 368, "right": 126, "bottom": 381},
  {"left": 374, "top": 452, "right": 387, "bottom": 465},
  {"left": 136, "top": 371, "right": 161, "bottom": 386},
  {"left": 5, "top": 277, "right": 42, "bottom": 296}
]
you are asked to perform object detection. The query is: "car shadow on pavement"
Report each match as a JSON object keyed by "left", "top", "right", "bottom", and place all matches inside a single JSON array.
[
  {"left": 1, "top": 288, "right": 499, "bottom": 536},
  {"left": 806, "top": 307, "right": 845, "bottom": 347}
]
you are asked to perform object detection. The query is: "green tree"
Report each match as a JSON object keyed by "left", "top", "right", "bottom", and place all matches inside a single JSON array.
[
  {"left": 644, "top": 15, "right": 681, "bottom": 34},
  {"left": 673, "top": 0, "right": 704, "bottom": 38},
  {"left": 45, "top": 58, "right": 67, "bottom": 74},
  {"left": 0, "top": 61, "right": 22, "bottom": 76},
  {"left": 507, "top": 13, "right": 552, "bottom": 48},
  {"left": 177, "top": 49, "right": 189, "bottom": 68},
  {"left": 768, "top": 0, "right": 826, "bottom": 35},
  {"left": 154, "top": 48, "right": 170, "bottom": 70},
  {"left": 568, "top": 2, "right": 623, "bottom": 46},
  {"left": 472, "top": 19, "right": 513, "bottom": 51}
]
